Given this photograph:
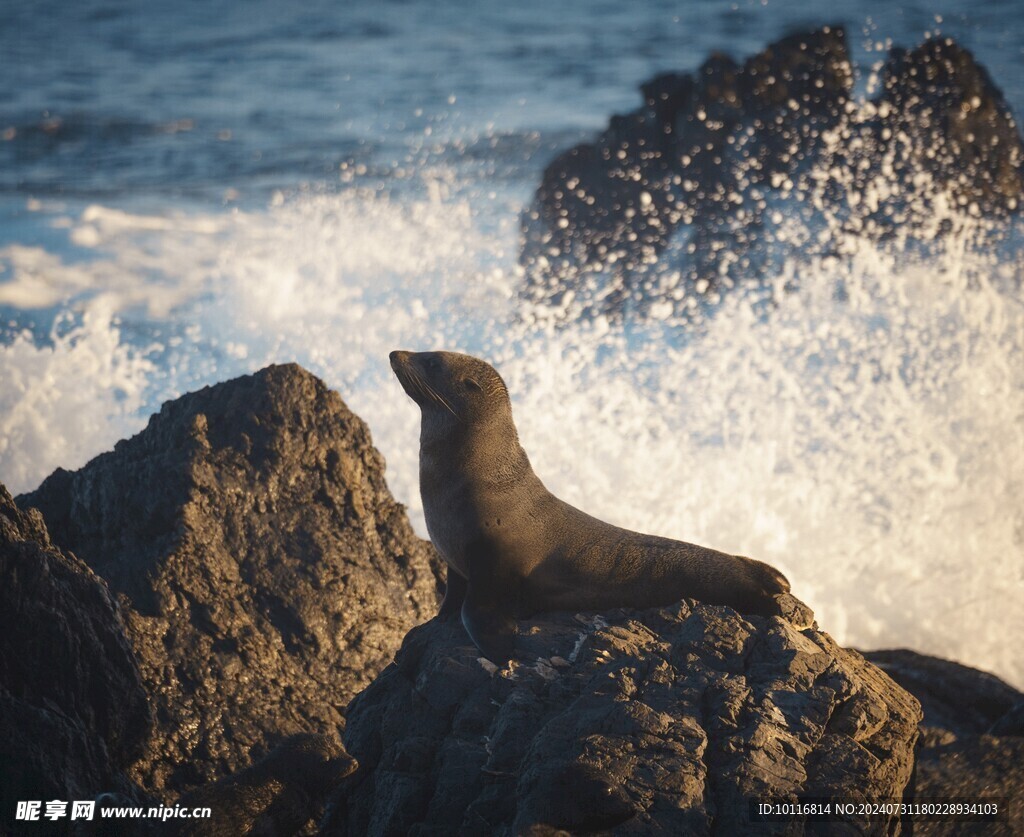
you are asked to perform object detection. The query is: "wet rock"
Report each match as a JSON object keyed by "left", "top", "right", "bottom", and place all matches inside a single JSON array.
[
  {"left": 19, "top": 364, "right": 444, "bottom": 798},
  {"left": 876, "top": 38, "right": 1024, "bottom": 217},
  {"left": 1, "top": 481, "right": 151, "bottom": 835},
  {"left": 326, "top": 601, "right": 921, "bottom": 835},
  {"left": 521, "top": 25, "right": 852, "bottom": 313},
  {"left": 863, "top": 650, "right": 1023, "bottom": 836},
  {"left": 522, "top": 28, "right": 1024, "bottom": 319}
]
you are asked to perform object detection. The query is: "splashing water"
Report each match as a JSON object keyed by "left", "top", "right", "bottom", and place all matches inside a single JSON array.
[
  {"left": 0, "top": 299, "right": 154, "bottom": 491},
  {"left": 2, "top": 0, "right": 1023, "bottom": 688},
  {"left": 2, "top": 173, "right": 1021, "bottom": 688}
]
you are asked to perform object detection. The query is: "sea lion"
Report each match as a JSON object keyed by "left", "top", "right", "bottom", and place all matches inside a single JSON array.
[{"left": 390, "top": 349, "right": 792, "bottom": 664}]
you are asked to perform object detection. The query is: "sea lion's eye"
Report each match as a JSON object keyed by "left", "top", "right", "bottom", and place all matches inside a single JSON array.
[{"left": 463, "top": 378, "right": 483, "bottom": 392}]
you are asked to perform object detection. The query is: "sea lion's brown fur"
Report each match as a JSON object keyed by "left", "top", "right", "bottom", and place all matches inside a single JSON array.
[{"left": 390, "top": 350, "right": 791, "bottom": 664}]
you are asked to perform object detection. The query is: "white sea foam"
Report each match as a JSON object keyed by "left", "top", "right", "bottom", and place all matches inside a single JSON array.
[
  {"left": 0, "top": 299, "right": 154, "bottom": 494},
  {"left": 505, "top": 248, "right": 1024, "bottom": 689},
  {"left": 1, "top": 184, "right": 1021, "bottom": 689}
]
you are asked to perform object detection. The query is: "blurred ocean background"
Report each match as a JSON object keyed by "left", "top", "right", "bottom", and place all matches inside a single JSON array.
[{"left": 1, "top": 0, "right": 1022, "bottom": 687}]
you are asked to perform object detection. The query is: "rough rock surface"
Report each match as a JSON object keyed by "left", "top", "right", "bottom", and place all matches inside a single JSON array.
[
  {"left": 863, "top": 650, "right": 1022, "bottom": 741},
  {"left": 522, "top": 26, "right": 851, "bottom": 312},
  {"left": 327, "top": 599, "right": 921, "bottom": 836},
  {"left": 521, "top": 27, "right": 1024, "bottom": 317},
  {"left": 864, "top": 650, "right": 1023, "bottom": 836},
  {"left": 19, "top": 364, "right": 443, "bottom": 798},
  {"left": 1, "top": 481, "right": 151, "bottom": 834},
  {"left": 876, "top": 39, "right": 1024, "bottom": 216},
  {"left": 165, "top": 733, "right": 357, "bottom": 837}
]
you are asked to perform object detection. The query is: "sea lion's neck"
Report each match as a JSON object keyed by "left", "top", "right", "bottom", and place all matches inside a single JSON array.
[
  {"left": 419, "top": 414, "right": 533, "bottom": 488},
  {"left": 418, "top": 412, "right": 538, "bottom": 572}
]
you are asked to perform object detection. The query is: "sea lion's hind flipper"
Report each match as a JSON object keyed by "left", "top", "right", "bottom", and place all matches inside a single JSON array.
[
  {"left": 462, "top": 585, "right": 518, "bottom": 666},
  {"left": 747, "top": 556, "right": 790, "bottom": 595},
  {"left": 438, "top": 567, "right": 467, "bottom": 619}
]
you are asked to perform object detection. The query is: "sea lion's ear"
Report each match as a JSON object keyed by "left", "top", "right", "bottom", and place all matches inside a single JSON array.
[{"left": 463, "top": 378, "right": 483, "bottom": 392}]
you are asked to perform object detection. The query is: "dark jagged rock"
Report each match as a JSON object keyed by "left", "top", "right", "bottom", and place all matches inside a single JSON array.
[
  {"left": 862, "top": 649, "right": 1022, "bottom": 740},
  {"left": 877, "top": 38, "right": 1024, "bottom": 216},
  {"left": 989, "top": 700, "right": 1024, "bottom": 737},
  {"left": 914, "top": 736, "right": 1023, "bottom": 837},
  {"left": 73, "top": 735, "right": 357, "bottom": 837},
  {"left": 165, "top": 733, "right": 357, "bottom": 837},
  {"left": 521, "top": 27, "right": 1024, "bottom": 318},
  {"left": 325, "top": 600, "right": 921, "bottom": 835},
  {"left": 521, "top": 26, "right": 852, "bottom": 312},
  {"left": 1, "top": 481, "right": 152, "bottom": 835},
  {"left": 863, "top": 650, "right": 1023, "bottom": 835},
  {"left": 73, "top": 734, "right": 357, "bottom": 837},
  {"left": 19, "top": 364, "right": 444, "bottom": 798}
]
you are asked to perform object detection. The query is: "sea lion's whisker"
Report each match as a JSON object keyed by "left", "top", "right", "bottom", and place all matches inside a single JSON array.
[
  {"left": 423, "top": 380, "right": 460, "bottom": 419},
  {"left": 403, "top": 366, "right": 460, "bottom": 420}
]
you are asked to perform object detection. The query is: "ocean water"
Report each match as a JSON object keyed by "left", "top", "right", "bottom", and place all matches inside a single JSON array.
[{"left": 2, "top": 0, "right": 1023, "bottom": 688}]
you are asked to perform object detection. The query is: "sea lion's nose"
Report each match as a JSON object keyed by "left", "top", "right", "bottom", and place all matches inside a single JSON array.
[{"left": 389, "top": 350, "right": 412, "bottom": 369}]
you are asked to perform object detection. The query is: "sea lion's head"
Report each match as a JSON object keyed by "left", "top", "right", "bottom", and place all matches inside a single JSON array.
[{"left": 389, "top": 350, "right": 512, "bottom": 431}]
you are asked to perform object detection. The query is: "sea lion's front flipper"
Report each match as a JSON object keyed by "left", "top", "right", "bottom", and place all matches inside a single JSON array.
[
  {"left": 462, "top": 584, "right": 517, "bottom": 665},
  {"left": 437, "top": 567, "right": 467, "bottom": 619}
]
